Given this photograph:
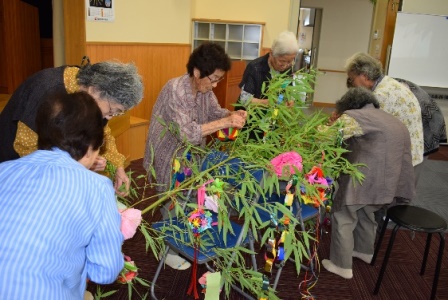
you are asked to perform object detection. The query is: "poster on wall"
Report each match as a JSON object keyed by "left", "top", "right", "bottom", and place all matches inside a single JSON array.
[{"left": 86, "top": 0, "right": 114, "bottom": 22}]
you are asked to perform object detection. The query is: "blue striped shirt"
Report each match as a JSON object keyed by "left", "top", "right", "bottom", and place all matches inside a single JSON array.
[{"left": 0, "top": 148, "right": 124, "bottom": 300}]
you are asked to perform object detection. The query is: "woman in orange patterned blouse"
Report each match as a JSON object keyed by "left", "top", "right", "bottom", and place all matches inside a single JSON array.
[{"left": 0, "top": 59, "right": 143, "bottom": 195}]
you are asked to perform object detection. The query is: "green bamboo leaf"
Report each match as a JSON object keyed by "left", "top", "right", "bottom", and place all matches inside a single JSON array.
[
  {"left": 298, "top": 241, "right": 310, "bottom": 260},
  {"left": 99, "top": 290, "right": 117, "bottom": 298}
]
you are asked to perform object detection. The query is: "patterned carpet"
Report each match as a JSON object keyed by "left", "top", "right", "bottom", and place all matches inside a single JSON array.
[{"left": 87, "top": 148, "right": 448, "bottom": 300}]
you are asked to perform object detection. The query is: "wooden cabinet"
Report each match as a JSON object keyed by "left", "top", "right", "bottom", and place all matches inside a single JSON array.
[
  {"left": 213, "top": 60, "right": 247, "bottom": 111},
  {"left": 109, "top": 114, "right": 150, "bottom": 163}
]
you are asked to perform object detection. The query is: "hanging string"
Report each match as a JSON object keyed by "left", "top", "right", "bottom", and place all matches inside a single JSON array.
[
  {"left": 187, "top": 238, "right": 200, "bottom": 299},
  {"left": 187, "top": 179, "right": 214, "bottom": 300}
]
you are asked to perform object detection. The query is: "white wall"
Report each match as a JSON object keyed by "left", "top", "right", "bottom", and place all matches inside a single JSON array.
[
  {"left": 86, "top": 0, "right": 296, "bottom": 48},
  {"left": 402, "top": 0, "right": 448, "bottom": 15},
  {"left": 86, "top": 0, "right": 192, "bottom": 43},
  {"left": 301, "top": 0, "right": 374, "bottom": 104}
]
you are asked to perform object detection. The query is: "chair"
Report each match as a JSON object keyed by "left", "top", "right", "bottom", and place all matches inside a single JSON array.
[
  {"left": 150, "top": 151, "right": 264, "bottom": 300},
  {"left": 371, "top": 205, "right": 447, "bottom": 300}
]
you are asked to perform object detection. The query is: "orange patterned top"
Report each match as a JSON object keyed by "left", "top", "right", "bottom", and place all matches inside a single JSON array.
[{"left": 13, "top": 67, "right": 126, "bottom": 167}]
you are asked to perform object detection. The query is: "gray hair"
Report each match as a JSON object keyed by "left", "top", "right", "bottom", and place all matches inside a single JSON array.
[
  {"left": 345, "top": 52, "right": 383, "bottom": 81},
  {"left": 77, "top": 61, "right": 144, "bottom": 110},
  {"left": 271, "top": 31, "right": 299, "bottom": 57},
  {"left": 336, "top": 87, "right": 380, "bottom": 114}
]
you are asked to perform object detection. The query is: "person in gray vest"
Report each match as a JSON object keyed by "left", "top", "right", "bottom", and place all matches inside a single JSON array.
[{"left": 322, "top": 87, "right": 414, "bottom": 279}]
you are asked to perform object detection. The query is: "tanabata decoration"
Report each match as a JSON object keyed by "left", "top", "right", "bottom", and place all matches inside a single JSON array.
[
  {"left": 117, "top": 255, "right": 138, "bottom": 284},
  {"left": 204, "top": 179, "right": 225, "bottom": 213},
  {"left": 198, "top": 271, "right": 222, "bottom": 298},
  {"left": 119, "top": 207, "right": 142, "bottom": 240},
  {"left": 187, "top": 179, "right": 215, "bottom": 299},
  {"left": 301, "top": 166, "right": 333, "bottom": 208},
  {"left": 171, "top": 152, "right": 192, "bottom": 189},
  {"left": 217, "top": 127, "right": 239, "bottom": 141},
  {"left": 264, "top": 152, "right": 304, "bottom": 274},
  {"left": 270, "top": 151, "right": 303, "bottom": 178},
  {"left": 116, "top": 202, "right": 143, "bottom": 288}
]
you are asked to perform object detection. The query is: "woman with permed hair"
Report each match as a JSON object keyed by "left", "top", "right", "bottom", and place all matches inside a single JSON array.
[
  {"left": 0, "top": 58, "right": 144, "bottom": 195},
  {"left": 143, "top": 42, "right": 247, "bottom": 270},
  {"left": 344, "top": 52, "right": 423, "bottom": 169}
]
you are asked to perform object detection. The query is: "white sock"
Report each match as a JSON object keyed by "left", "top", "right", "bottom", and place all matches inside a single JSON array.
[
  {"left": 353, "top": 251, "right": 373, "bottom": 264},
  {"left": 322, "top": 259, "right": 353, "bottom": 279}
]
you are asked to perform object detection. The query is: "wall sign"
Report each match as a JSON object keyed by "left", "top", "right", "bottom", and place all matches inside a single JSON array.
[{"left": 86, "top": 0, "right": 115, "bottom": 22}]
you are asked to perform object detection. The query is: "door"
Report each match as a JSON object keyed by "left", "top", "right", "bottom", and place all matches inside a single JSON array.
[
  {"left": 381, "top": 0, "right": 402, "bottom": 72},
  {"left": 62, "top": 0, "right": 86, "bottom": 65},
  {"left": 296, "top": 7, "right": 323, "bottom": 102}
]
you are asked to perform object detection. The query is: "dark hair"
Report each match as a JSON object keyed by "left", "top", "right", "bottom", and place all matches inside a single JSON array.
[
  {"left": 77, "top": 60, "right": 143, "bottom": 110},
  {"left": 336, "top": 87, "right": 380, "bottom": 115},
  {"left": 36, "top": 92, "right": 104, "bottom": 161},
  {"left": 186, "top": 43, "right": 231, "bottom": 77}
]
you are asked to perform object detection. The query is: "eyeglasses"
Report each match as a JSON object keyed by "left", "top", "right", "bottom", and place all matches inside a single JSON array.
[
  {"left": 207, "top": 75, "right": 225, "bottom": 84},
  {"left": 274, "top": 57, "right": 296, "bottom": 67},
  {"left": 107, "top": 100, "right": 125, "bottom": 117}
]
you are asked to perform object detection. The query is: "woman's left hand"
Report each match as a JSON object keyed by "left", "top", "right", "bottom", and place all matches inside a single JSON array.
[
  {"left": 114, "top": 167, "right": 130, "bottom": 196},
  {"left": 90, "top": 156, "right": 107, "bottom": 171},
  {"left": 328, "top": 110, "right": 340, "bottom": 125},
  {"left": 232, "top": 110, "right": 247, "bottom": 120}
]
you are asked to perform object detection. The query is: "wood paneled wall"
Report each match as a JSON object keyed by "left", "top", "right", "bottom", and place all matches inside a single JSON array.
[
  {"left": 0, "top": 2, "right": 6, "bottom": 93},
  {"left": 63, "top": 0, "right": 86, "bottom": 66},
  {"left": 213, "top": 60, "right": 246, "bottom": 111},
  {"left": 86, "top": 42, "right": 191, "bottom": 120},
  {"left": 41, "top": 38, "right": 54, "bottom": 69},
  {"left": 0, "top": 0, "right": 41, "bottom": 93}
]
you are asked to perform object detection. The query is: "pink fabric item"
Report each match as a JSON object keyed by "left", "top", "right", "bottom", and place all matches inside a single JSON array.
[
  {"left": 270, "top": 151, "right": 303, "bottom": 177},
  {"left": 197, "top": 179, "right": 215, "bottom": 207},
  {"left": 119, "top": 208, "right": 142, "bottom": 240},
  {"left": 204, "top": 194, "right": 219, "bottom": 213}
]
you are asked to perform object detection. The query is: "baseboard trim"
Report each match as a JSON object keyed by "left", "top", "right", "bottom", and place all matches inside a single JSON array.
[{"left": 312, "top": 102, "right": 335, "bottom": 108}]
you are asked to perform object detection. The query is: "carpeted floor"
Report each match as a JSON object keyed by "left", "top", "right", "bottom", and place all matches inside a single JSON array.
[{"left": 87, "top": 146, "right": 448, "bottom": 300}]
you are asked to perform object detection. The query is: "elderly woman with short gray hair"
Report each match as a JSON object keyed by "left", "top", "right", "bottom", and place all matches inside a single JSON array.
[
  {"left": 345, "top": 52, "right": 423, "bottom": 168},
  {"left": 0, "top": 58, "right": 143, "bottom": 195},
  {"left": 238, "top": 31, "right": 300, "bottom": 106}
]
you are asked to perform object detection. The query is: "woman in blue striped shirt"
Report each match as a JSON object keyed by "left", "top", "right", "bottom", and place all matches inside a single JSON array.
[{"left": 0, "top": 92, "right": 124, "bottom": 300}]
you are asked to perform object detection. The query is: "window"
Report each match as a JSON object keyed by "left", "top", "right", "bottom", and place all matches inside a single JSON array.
[{"left": 192, "top": 19, "right": 264, "bottom": 61}]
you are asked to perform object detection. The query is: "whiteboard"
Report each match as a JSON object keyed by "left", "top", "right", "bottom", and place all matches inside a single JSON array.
[{"left": 387, "top": 12, "right": 448, "bottom": 88}]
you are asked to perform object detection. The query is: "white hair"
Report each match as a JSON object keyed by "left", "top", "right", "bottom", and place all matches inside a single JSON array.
[{"left": 271, "top": 31, "right": 299, "bottom": 57}]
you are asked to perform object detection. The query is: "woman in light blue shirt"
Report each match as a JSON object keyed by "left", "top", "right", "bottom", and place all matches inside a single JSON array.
[{"left": 0, "top": 92, "right": 124, "bottom": 300}]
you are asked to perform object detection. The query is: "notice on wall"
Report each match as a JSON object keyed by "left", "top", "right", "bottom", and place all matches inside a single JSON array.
[{"left": 86, "top": 0, "right": 114, "bottom": 22}]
